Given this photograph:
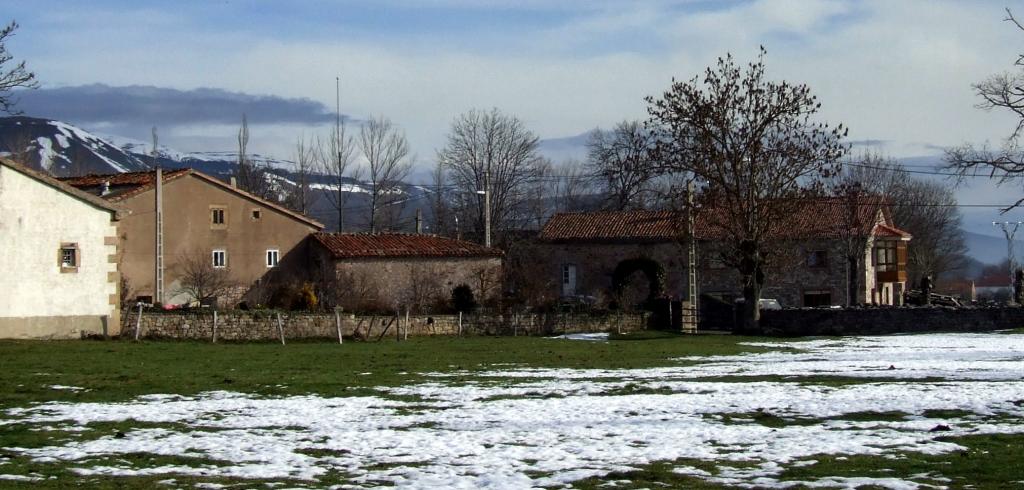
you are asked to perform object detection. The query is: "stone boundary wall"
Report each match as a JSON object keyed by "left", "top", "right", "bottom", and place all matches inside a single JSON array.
[
  {"left": 760, "top": 306, "right": 1024, "bottom": 336},
  {"left": 120, "top": 309, "right": 648, "bottom": 341}
]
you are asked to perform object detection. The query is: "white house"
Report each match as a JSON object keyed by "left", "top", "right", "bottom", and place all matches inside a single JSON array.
[{"left": 0, "top": 158, "right": 123, "bottom": 338}]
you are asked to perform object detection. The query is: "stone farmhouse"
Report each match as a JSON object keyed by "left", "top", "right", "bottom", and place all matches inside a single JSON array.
[
  {"left": 310, "top": 232, "right": 503, "bottom": 312},
  {"left": 0, "top": 158, "right": 122, "bottom": 338},
  {"left": 62, "top": 169, "right": 323, "bottom": 307},
  {"left": 537, "top": 198, "right": 911, "bottom": 310}
]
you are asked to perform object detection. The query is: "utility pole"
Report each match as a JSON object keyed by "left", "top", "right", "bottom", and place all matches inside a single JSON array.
[
  {"left": 153, "top": 127, "right": 164, "bottom": 305},
  {"left": 336, "top": 76, "right": 345, "bottom": 232},
  {"left": 685, "top": 178, "right": 698, "bottom": 333},
  {"left": 483, "top": 166, "right": 492, "bottom": 248},
  {"left": 994, "top": 221, "right": 1023, "bottom": 303}
]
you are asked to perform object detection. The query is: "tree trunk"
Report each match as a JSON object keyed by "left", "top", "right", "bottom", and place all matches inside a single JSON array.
[
  {"left": 738, "top": 241, "right": 763, "bottom": 334},
  {"left": 847, "top": 255, "right": 859, "bottom": 307}
]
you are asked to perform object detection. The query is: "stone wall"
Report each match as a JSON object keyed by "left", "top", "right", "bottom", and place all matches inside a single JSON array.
[
  {"left": 121, "top": 309, "right": 648, "bottom": 341},
  {"left": 760, "top": 306, "right": 1024, "bottom": 336}
]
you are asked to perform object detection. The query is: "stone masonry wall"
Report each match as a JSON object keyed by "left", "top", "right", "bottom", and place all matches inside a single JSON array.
[
  {"left": 121, "top": 309, "right": 648, "bottom": 341},
  {"left": 760, "top": 306, "right": 1024, "bottom": 336}
]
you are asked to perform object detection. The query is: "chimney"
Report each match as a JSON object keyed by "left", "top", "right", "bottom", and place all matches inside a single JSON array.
[
  {"left": 100, "top": 181, "right": 110, "bottom": 196},
  {"left": 230, "top": 176, "right": 238, "bottom": 188},
  {"left": 415, "top": 208, "right": 423, "bottom": 234}
]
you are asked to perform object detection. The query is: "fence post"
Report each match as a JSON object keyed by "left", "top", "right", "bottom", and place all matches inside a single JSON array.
[
  {"left": 212, "top": 309, "right": 218, "bottom": 343},
  {"left": 404, "top": 308, "right": 410, "bottom": 341},
  {"left": 458, "top": 311, "right": 463, "bottom": 337},
  {"left": 335, "top": 308, "right": 343, "bottom": 345},
  {"left": 396, "top": 310, "right": 401, "bottom": 341},
  {"left": 513, "top": 312, "right": 518, "bottom": 337},
  {"left": 134, "top": 303, "right": 144, "bottom": 341},
  {"left": 276, "top": 312, "right": 285, "bottom": 345}
]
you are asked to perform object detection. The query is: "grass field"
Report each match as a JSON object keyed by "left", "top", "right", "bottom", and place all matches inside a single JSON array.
[{"left": 1, "top": 331, "right": 1023, "bottom": 488}]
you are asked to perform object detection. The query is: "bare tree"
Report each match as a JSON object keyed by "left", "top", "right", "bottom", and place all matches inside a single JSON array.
[
  {"left": 429, "top": 160, "right": 452, "bottom": 236},
  {"left": 0, "top": 21, "right": 37, "bottom": 115},
  {"left": 235, "top": 114, "right": 275, "bottom": 201},
  {"left": 438, "top": 108, "right": 544, "bottom": 242},
  {"left": 285, "top": 135, "right": 317, "bottom": 214},
  {"left": 315, "top": 118, "right": 361, "bottom": 231},
  {"left": 554, "top": 158, "right": 596, "bottom": 212},
  {"left": 646, "top": 48, "right": 848, "bottom": 332},
  {"left": 359, "top": 115, "right": 412, "bottom": 233},
  {"left": 947, "top": 9, "right": 1024, "bottom": 211},
  {"left": 587, "top": 120, "right": 656, "bottom": 210},
  {"left": 174, "top": 250, "right": 238, "bottom": 307},
  {"left": 840, "top": 153, "right": 967, "bottom": 292}
]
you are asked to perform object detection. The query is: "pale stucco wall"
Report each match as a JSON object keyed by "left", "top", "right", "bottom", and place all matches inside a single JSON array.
[{"left": 0, "top": 165, "right": 119, "bottom": 338}]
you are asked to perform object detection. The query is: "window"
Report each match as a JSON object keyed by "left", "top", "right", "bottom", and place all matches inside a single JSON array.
[
  {"left": 803, "top": 290, "right": 832, "bottom": 307},
  {"left": 874, "top": 242, "right": 897, "bottom": 272},
  {"left": 252, "top": 208, "right": 262, "bottom": 220},
  {"left": 211, "top": 206, "right": 227, "bottom": 228},
  {"left": 59, "top": 243, "right": 78, "bottom": 272},
  {"left": 806, "top": 250, "right": 827, "bottom": 268},
  {"left": 266, "top": 249, "right": 279, "bottom": 268},
  {"left": 212, "top": 249, "right": 227, "bottom": 268},
  {"left": 561, "top": 264, "right": 577, "bottom": 296}
]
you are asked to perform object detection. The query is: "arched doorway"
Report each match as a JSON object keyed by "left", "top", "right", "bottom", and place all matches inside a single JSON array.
[{"left": 612, "top": 257, "right": 666, "bottom": 308}]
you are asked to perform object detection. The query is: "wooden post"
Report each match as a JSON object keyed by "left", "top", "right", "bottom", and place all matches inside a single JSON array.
[
  {"left": 276, "top": 312, "right": 285, "bottom": 345},
  {"left": 513, "top": 312, "right": 518, "bottom": 337},
  {"left": 404, "top": 308, "right": 410, "bottom": 341},
  {"left": 335, "top": 308, "right": 343, "bottom": 345},
  {"left": 212, "top": 310, "right": 218, "bottom": 343},
  {"left": 396, "top": 310, "right": 401, "bottom": 341},
  {"left": 134, "top": 303, "right": 144, "bottom": 341},
  {"left": 458, "top": 311, "right": 463, "bottom": 337}
]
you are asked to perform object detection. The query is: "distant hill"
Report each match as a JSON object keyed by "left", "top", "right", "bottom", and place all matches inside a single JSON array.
[{"left": 963, "top": 230, "right": 1023, "bottom": 266}]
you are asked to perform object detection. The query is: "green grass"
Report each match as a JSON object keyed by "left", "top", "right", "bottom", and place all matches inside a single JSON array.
[{"left": 0, "top": 334, "right": 770, "bottom": 409}]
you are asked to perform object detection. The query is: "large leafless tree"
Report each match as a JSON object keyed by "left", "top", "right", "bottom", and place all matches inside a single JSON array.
[
  {"left": 174, "top": 249, "right": 238, "bottom": 307},
  {"left": 314, "top": 121, "right": 361, "bottom": 231},
  {"left": 285, "top": 135, "right": 318, "bottom": 214},
  {"left": 0, "top": 21, "right": 37, "bottom": 115},
  {"left": 437, "top": 108, "right": 544, "bottom": 243},
  {"left": 359, "top": 115, "right": 412, "bottom": 233},
  {"left": 586, "top": 120, "right": 657, "bottom": 210},
  {"left": 947, "top": 9, "right": 1024, "bottom": 211},
  {"left": 646, "top": 49, "right": 848, "bottom": 332}
]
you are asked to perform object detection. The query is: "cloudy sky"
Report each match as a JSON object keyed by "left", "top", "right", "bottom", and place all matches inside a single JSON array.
[{"left": 6, "top": 0, "right": 1024, "bottom": 234}]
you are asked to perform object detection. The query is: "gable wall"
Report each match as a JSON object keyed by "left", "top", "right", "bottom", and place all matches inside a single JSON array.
[
  {"left": 0, "top": 165, "right": 120, "bottom": 338},
  {"left": 117, "top": 175, "right": 319, "bottom": 305}
]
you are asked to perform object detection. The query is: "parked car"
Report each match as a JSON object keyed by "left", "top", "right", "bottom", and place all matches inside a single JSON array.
[{"left": 734, "top": 298, "right": 783, "bottom": 310}]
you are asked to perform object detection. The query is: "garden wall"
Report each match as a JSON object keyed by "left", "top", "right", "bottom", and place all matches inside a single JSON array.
[
  {"left": 120, "top": 309, "right": 648, "bottom": 341},
  {"left": 759, "top": 306, "right": 1024, "bottom": 336}
]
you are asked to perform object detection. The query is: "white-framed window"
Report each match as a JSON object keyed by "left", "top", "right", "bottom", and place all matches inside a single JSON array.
[
  {"left": 212, "top": 249, "right": 227, "bottom": 268},
  {"left": 266, "top": 249, "right": 279, "bottom": 268}
]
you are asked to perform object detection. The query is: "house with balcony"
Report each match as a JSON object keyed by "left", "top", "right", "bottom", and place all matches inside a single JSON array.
[{"left": 536, "top": 197, "right": 912, "bottom": 312}]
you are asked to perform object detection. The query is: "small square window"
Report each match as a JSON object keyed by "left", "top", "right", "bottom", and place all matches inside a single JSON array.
[
  {"left": 212, "top": 250, "right": 227, "bottom": 268},
  {"left": 59, "top": 243, "right": 78, "bottom": 272},
  {"left": 266, "top": 249, "right": 279, "bottom": 268},
  {"left": 252, "top": 209, "right": 262, "bottom": 220}
]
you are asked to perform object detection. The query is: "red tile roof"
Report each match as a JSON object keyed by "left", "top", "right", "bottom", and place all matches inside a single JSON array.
[
  {"left": 313, "top": 233, "right": 504, "bottom": 259},
  {"left": 873, "top": 223, "right": 913, "bottom": 240},
  {"left": 539, "top": 198, "right": 911, "bottom": 243},
  {"left": 61, "top": 168, "right": 323, "bottom": 229},
  {"left": 60, "top": 169, "right": 191, "bottom": 202}
]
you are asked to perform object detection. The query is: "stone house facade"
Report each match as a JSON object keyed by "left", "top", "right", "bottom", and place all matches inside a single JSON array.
[
  {"left": 0, "top": 158, "right": 122, "bottom": 338},
  {"left": 62, "top": 169, "right": 323, "bottom": 307},
  {"left": 537, "top": 199, "right": 911, "bottom": 310},
  {"left": 310, "top": 233, "right": 503, "bottom": 312}
]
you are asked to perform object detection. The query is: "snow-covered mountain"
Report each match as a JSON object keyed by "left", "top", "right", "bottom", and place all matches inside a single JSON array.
[{"left": 0, "top": 116, "right": 151, "bottom": 175}]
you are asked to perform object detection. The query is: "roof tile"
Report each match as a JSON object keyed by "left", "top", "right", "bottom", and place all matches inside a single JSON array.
[{"left": 313, "top": 233, "right": 504, "bottom": 259}]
